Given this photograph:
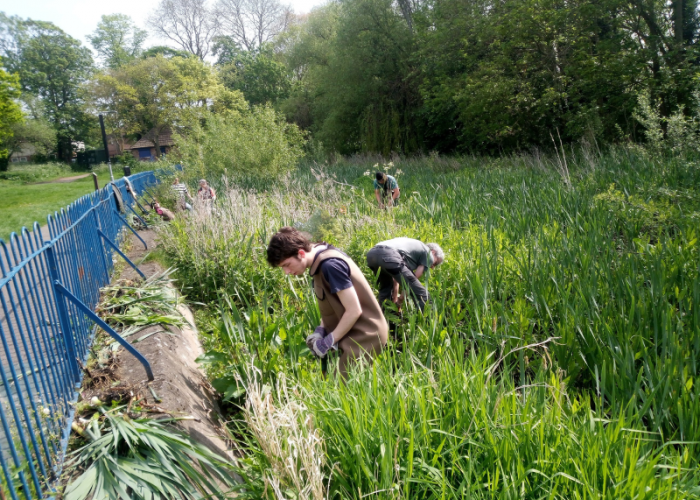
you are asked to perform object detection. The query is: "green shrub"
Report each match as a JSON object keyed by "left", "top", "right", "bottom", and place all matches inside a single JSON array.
[
  {"left": 594, "top": 183, "right": 677, "bottom": 240},
  {"left": 176, "top": 107, "right": 305, "bottom": 186}
]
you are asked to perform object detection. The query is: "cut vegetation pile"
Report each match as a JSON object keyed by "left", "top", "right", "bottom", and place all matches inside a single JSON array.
[
  {"left": 59, "top": 269, "right": 238, "bottom": 499},
  {"left": 96, "top": 269, "right": 188, "bottom": 344},
  {"left": 62, "top": 404, "right": 237, "bottom": 500}
]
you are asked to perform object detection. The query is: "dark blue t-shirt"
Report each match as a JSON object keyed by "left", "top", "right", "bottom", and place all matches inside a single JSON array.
[{"left": 320, "top": 258, "right": 353, "bottom": 294}]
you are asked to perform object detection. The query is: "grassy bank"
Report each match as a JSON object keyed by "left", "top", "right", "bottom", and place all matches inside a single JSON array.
[
  {"left": 158, "top": 147, "right": 700, "bottom": 498},
  {"left": 0, "top": 163, "right": 125, "bottom": 242}
]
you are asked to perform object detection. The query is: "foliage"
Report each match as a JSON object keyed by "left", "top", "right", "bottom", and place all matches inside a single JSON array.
[
  {"left": 280, "top": 0, "right": 419, "bottom": 155},
  {"left": 233, "top": 350, "right": 700, "bottom": 499},
  {"left": 6, "top": 116, "right": 57, "bottom": 160},
  {"left": 0, "top": 58, "right": 22, "bottom": 170},
  {"left": 295, "top": 208, "right": 344, "bottom": 243},
  {"left": 140, "top": 45, "right": 193, "bottom": 59},
  {"left": 0, "top": 15, "right": 94, "bottom": 161},
  {"left": 593, "top": 183, "right": 679, "bottom": 240},
  {"left": 160, "top": 148, "right": 700, "bottom": 497},
  {"left": 275, "top": 0, "right": 700, "bottom": 155},
  {"left": 62, "top": 408, "right": 237, "bottom": 500},
  {"left": 88, "top": 14, "right": 148, "bottom": 69},
  {"left": 86, "top": 55, "right": 224, "bottom": 149},
  {"left": 114, "top": 151, "right": 140, "bottom": 170},
  {"left": 96, "top": 269, "right": 187, "bottom": 330},
  {"left": 215, "top": 40, "right": 292, "bottom": 106},
  {"left": 634, "top": 90, "right": 700, "bottom": 157},
  {"left": 233, "top": 371, "right": 325, "bottom": 500},
  {"left": 175, "top": 107, "right": 305, "bottom": 183}
]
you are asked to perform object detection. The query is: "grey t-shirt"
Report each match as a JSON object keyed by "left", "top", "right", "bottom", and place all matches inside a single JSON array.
[{"left": 377, "top": 237, "right": 433, "bottom": 271}]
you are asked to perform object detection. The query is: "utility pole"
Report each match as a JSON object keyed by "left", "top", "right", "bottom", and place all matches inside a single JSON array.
[{"left": 99, "top": 114, "right": 114, "bottom": 182}]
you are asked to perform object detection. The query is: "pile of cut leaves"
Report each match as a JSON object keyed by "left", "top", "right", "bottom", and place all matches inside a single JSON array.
[
  {"left": 96, "top": 268, "right": 188, "bottom": 344},
  {"left": 62, "top": 402, "right": 237, "bottom": 500}
]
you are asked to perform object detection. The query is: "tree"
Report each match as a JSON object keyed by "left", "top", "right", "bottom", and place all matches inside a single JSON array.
[
  {"left": 0, "top": 60, "right": 22, "bottom": 170},
  {"left": 7, "top": 118, "right": 56, "bottom": 159},
  {"left": 618, "top": 0, "right": 699, "bottom": 120},
  {"left": 0, "top": 17, "right": 94, "bottom": 161},
  {"left": 214, "top": 38, "right": 291, "bottom": 105},
  {"left": 148, "top": 0, "right": 218, "bottom": 60},
  {"left": 280, "top": 0, "right": 420, "bottom": 154},
  {"left": 88, "top": 14, "right": 147, "bottom": 69},
  {"left": 86, "top": 55, "right": 224, "bottom": 151},
  {"left": 141, "top": 45, "right": 192, "bottom": 59},
  {"left": 214, "top": 0, "right": 292, "bottom": 51}
]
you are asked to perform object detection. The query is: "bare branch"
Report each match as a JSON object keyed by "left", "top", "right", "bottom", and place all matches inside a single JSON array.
[
  {"left": 215, "top": 0, "right": 292, "bottom": 51},
  {"left": 148, "top": 0, "right": 218, "bottom": 59}
]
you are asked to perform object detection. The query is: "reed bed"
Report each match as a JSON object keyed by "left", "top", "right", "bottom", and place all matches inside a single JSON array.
[{"left": 159, "top": 148, "right": 700, "bottom": 498}]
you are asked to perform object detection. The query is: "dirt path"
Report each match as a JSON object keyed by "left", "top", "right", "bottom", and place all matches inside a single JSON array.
[{"left": 32, "top": 173, "right": 91, "bottom": 185}]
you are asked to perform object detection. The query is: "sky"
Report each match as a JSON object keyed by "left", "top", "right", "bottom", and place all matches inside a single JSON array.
[{"left": 0, "top": 0, "right": 325, "bottom": 49}]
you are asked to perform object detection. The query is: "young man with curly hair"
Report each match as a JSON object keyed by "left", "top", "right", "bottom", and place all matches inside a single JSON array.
[{"left": 267, "top": 227, "right": 388, "bottom": 379}]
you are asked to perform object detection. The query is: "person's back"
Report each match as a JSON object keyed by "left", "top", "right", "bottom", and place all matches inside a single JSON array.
[
  {"left": 172, "top": 182, "right": 188, "bottom": 197},
  {"left": 375, "top": 237, "right": 433, "bottom": 271}
]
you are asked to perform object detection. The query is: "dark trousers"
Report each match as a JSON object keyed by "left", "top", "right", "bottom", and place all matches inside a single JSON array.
[
  {"left": 381, "top": 193, "right": 399, "bottom": 206},
  {"left": 366, "top": 246, "right": 428, "bottom": 312}
]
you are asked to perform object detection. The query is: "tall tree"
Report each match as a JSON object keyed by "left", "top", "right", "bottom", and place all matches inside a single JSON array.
[
  {"left": 214, "top": 0, "right": 292, "bottom": 51},
  {"left": 86, "top": 55, "right": 224, "bottom": 151},
  {"left": 148, "top": 0, "right": 218, "bottom": 59},
  {"left": 619, "top": 0, "right": 699, "bottom": 117},
  {"left": 0, "top": 59, "right": 22, "bottom": 170},
  {"left": 0, "top": 17, "right": 94, "bottom": 161},
  {"left": 88, "top": 14, "right": 147, "bottom": 69},
  {"left": 214, "top": 38, "right": 291, "bottom": 105},
  {"left": 281, "top": 0, "right": 420, "bottom": 154}
]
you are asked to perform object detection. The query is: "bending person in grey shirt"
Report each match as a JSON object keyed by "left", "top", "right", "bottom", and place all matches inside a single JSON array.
[{"left": 366, "top": 237, "right": 445, "bottom": 312}]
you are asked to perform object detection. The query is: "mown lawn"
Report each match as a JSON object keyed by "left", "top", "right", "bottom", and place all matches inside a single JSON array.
[{"left": 0, "top": 169, "right": 124, "bottom": 242}]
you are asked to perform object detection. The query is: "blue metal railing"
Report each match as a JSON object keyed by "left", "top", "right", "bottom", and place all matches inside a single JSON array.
[{"left": 0, "top": 171, "right": 157, "bottom": 499}]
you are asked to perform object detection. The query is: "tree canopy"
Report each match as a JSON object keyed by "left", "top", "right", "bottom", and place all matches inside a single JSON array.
[
  {"left": 86, "top": 55, "right": 225, "bottom": 150},
  {"left": 1, "top": 15, "right": 94, "bottom": 160},
  {"left": 88, "top": 14, "right": 148, "bottom": 69},
  {"left": 273, "top": 0, "right": 700, "bottom": 154},
  {"left": 0, "top": 59, "right": 22, "bottom": 169}
]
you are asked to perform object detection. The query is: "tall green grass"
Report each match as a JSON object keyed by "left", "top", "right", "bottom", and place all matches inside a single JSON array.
[{"left": 159, "top": 147, "right": 700, "bottom": 497}]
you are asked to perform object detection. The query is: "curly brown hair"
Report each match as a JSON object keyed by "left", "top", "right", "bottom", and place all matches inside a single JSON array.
[{"left": 266, "top": 227, "right": 313, "bottom": 267}]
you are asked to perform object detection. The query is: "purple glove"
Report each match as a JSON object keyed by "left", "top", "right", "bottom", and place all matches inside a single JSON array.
[
  {"left": 306, "top": 326, "right": 326, "bottom": 352},
  {"left": 312, "top": 331, "right": 337, "bottom": 359}
]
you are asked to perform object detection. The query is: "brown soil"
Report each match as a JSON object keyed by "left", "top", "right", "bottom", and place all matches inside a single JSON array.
[{"left": 80, "top": 228, "right": 235, "bottom": 461}]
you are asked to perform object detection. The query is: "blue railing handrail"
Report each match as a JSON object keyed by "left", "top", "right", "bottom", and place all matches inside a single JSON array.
[{"left": 0, "top": 170, "right": 158, "bottom": 499}]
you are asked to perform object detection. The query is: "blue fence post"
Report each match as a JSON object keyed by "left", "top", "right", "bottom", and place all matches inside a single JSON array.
[
  {"left": 91, "top": 209, "right": 110, "bottom": 285},
  {"left": 113, "top": 209, "right": 148, "bottom": 250},
  {"left": 97, "top": 230, "right": 146, "bottom": 280},
  {"left": 44, "top": 244, "right": 80, "bottom": 384}
]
